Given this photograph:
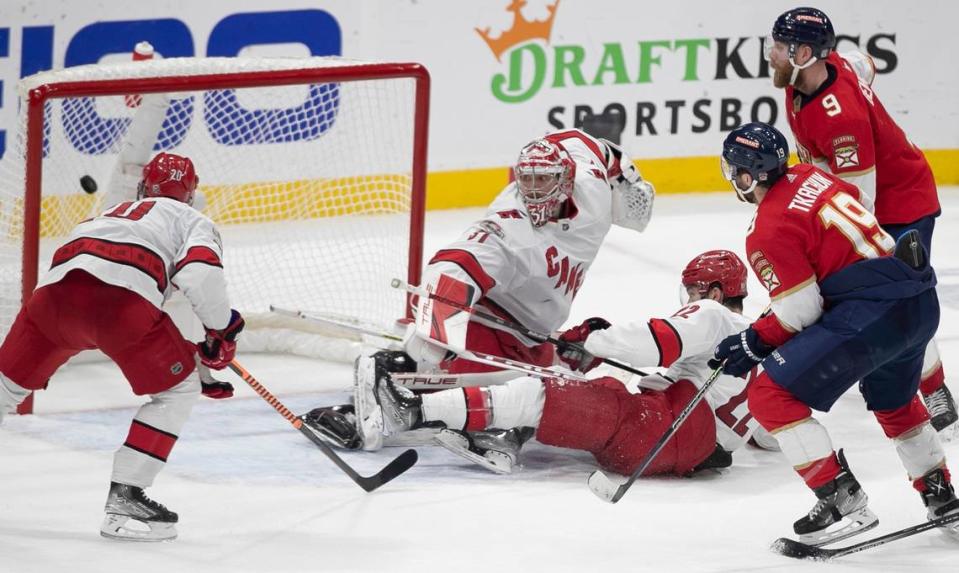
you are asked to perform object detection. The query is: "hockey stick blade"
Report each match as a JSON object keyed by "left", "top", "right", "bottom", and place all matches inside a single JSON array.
[
  {"left": 295, "top": 424, "right": 418, "bottom": 492},
  {"left": 228, "top": 360, "right": 418, "bottom": 492},
  {"left": 771, "top": 512, "right": 959, "bottom": 561},
  {"left": 587, "top": 365, "right": 726, "bottom": 504},
  {"left": 587, "top": 470, "right": 629, "bottom": 503}
]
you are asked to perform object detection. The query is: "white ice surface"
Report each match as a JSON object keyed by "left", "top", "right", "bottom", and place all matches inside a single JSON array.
[{"left": 3, "top": 189, "right": 959, "bottom": 572}]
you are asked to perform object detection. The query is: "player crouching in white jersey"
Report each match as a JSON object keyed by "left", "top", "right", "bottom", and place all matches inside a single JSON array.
[
  {"left": 0, "top": 153, "right": 244, "bottom": 542},
  {"left": 302, "top": 129, "right": 655, "bottom": 452},
  {"left": 320, "top": 250, "right": 777, "bottom": 476}
]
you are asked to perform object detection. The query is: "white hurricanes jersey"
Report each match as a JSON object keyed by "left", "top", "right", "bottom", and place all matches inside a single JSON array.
[
  {"left": 426, "top": 130, "right": 618, "bottom": 336},
  {"left": 585, "top": 298, "right": 760, "bottom": 453},
  {"left": 37, "top": 197, "right": 232, "bottom": 330}
]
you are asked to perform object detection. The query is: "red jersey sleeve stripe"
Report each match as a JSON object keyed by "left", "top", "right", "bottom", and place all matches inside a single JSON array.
[
  {"left": 123, "top": 420, "right": 178, "bottom": 462},
  {"left": 648, "top": 318, "right": 683, "bottom": 368},
  {"left": 173, "top": 246, "right": 222, "bottom": 275},
  {"left": 429, "top": 249, "right": 496, "bottom": 294},
  {"left": 545, "top": 130, "right": 608, "bottom": 168}
]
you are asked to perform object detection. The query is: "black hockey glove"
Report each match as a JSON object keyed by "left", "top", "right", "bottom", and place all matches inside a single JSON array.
[{"left": 708, "top": 326, "right": 774, "bottom": 378}]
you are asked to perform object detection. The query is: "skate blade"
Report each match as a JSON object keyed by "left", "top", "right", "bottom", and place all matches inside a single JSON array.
[
  {"left": 383, "top": 426, "right": 442, "bottom": 447},
  {"left": 434, "top": 430, "right": 513, "bottom": 474},
  {"left": 936, "top": 420, "right": 959, "bottom": 443},
  {"left": 799, "top": 507, "right": 879, "bottom": 547},
  {"left": 100, "top": 513, "right": 177, "bottom": 542}
]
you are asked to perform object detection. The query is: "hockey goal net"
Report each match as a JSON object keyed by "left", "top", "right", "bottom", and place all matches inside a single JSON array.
[{"left": 0, "top": 56, "right": 429, "bottom": 413}]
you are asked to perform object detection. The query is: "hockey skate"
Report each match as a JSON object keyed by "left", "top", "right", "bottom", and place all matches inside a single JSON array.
[
  {"left": 300, "top": 405, "right": 362, "bottom": 450},
  {"left": 353, "top": 350, "right": 417, "bottom": 451},
  {"left": 100, "top": 482, "right": 178, "bottom": 542},
  {"left": 923, "top": 385, "right": 958, "bottom": 438},
  {"left": 792, "top": 450, "right": 879, "bottom": 546},
  {"left": 434, "top": 427, "right": 532, "bottom": 474},
  {"left": 918, "top": 467, "right": 959, "bottom": 539}
]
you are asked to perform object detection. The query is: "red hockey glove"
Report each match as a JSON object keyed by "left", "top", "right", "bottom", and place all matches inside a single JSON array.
[
  {"left": 197, "top": 309, "right": 244, "bottom": 370},
  {"left": 558, "top": 317, "right": 611, "bottom": 373}
]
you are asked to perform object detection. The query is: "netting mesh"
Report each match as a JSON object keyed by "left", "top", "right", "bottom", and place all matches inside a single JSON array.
[{"left": 0, "top": 57, "right": 422, "bottom": 347}]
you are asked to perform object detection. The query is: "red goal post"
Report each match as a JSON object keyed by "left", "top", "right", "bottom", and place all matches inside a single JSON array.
[{"left": 0, "top": 57, "right": 430, "bottom": 414}]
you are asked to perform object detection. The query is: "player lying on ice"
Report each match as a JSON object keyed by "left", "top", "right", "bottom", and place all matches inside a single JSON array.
[
  {"left": 306, "top": 249, "right": 780, "bottom": 478},
  {"left": 711, "top": 121, "right": 958, "bottom": 546},
  {"left": 302, "top": 127, "right": 655, "bottom": 453}
]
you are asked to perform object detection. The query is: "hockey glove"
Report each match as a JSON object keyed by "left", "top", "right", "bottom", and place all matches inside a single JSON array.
[
  {"left": 198, "top": 309, "right": 245, "bottom": 370},
  {"left": 708, "top": 326, "right": 774, "bottom": 378},
  {"left": 558, "top": 317, "right": 611, "bottom": 373}
]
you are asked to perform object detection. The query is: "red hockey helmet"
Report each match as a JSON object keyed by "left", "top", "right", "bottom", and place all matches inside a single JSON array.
[
  {"left": 513, "top": 138, "right": 576, "bottom": 227},
  {"left": 138, "top": 152, "right": 198, "bottom": 205},
  {"left": 682, "top": 250, "right": 748, "bottom": 299}
]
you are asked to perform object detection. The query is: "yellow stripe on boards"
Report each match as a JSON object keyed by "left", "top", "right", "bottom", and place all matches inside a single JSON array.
[{"left": 26, "top": 149, "right": 959, "bottom": 238}]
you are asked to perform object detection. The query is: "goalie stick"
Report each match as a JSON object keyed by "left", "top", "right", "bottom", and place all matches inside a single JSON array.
[
  {"left": 391, "top": 279, "right": 648, "bottom": 378},
  {"left": 771, "top": 512, "right": 959, "bottom": 560},
  {"left": 269, "top": 305, "right": 404, "bottom": 342},
  {"left": 269, "top": 305, "right": 581, "bottom": 383},
  {"left": 227, "top": 359, "right": 417, "bottom": 492},
  {"left": 587, "top": 364, "right": 725, "bottom": 503}
]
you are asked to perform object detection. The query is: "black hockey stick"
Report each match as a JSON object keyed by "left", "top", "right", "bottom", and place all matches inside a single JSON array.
[
  {"left": 391, "top": 279, "right": 648, "bottom": 377},
  {"left": 771, "top": 512, "right": 959, "bottom": 560},
  {"left": 587, "top": 364, "right": 725, "bottom": 503},
  {"left": 228, "top": 359, "right": 417, "bottom": 492}
]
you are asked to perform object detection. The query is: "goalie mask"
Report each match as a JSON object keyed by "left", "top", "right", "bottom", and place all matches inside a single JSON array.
[
  {"left": 681, "top": 250, "right": 748, "bottom": 304},
  {"left": 138, "top": 152, "right": 199, "bottom": 206},
  {"left": 514, "top": 139, "right": 575, "bottom": 227}
]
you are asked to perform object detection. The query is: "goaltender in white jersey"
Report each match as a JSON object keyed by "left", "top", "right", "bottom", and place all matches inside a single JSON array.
[
  {"left": 407, "top": 128, "right": 656, "bottom": 373},
  {"left": 301, "top": 129, "right": 655, "bottom": 451}
]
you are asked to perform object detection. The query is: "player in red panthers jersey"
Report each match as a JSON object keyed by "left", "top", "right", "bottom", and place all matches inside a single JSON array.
[
  {"left": 766, "top": 6, "right": 954, "bottom": 434},
  {"left": 712, "top": 123, "right": 957, "bottom": 545}
]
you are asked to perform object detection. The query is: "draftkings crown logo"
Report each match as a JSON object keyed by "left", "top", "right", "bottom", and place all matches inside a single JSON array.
[{"left": 475, "top": 0, "right": 560, "bottom": 62}]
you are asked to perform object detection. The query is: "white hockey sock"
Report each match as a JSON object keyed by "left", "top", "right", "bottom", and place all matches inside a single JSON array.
[
  {"left": 421, "top": 376, "right": 545, "bottom": 431},
  {"left": 773, "top": 417, "right": 835, "bottom": 469},
  {"left": 894, "top": 422, "right": 946, "bottom": 480},
  {"left": 112, "top": 374, "right": 200, "bottom": 488},
  {"left": 0, "top": 373, "right": 30, "bottom": 423},
  {"left": 422, "top": 388, "right": 468, "bottom": 429},
  {"left": 488, "top": 377, "right": 545, "bottom": 429}
]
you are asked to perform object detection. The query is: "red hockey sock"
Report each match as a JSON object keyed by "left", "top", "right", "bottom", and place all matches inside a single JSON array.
[
  {"left": 920, "top": 364, "right": 945, "bottom": 396},
  {"left": 797, "top": 452, "right": 842, "bottom": 489}
]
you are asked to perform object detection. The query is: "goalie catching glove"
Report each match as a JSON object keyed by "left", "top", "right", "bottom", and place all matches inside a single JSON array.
[
  {"left": 197, "top": 309, "right": 244, "bottom": 370},
  {"left": 558, "top": 317, "right": 611, "bottom": 373}
]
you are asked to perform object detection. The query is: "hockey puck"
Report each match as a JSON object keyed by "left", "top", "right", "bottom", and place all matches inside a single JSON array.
[{"left": 80, "top": 175, "right": 98, "bottom": 194}]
